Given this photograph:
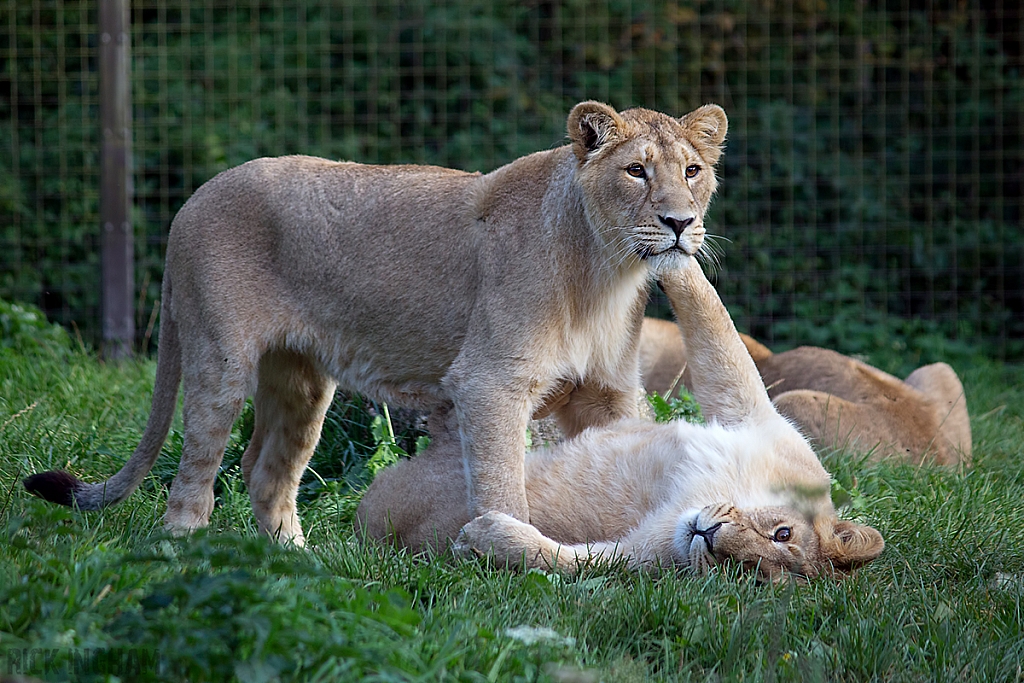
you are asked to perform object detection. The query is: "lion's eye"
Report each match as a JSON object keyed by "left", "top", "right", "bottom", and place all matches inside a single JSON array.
[
  {"left": 685, "top": 165, "right": 701, "bottom": 178},
  {"left": 773, "top": 527, "right": 792, "bottom": 542},
  {"left": 626, "top": 163, "right": 646, "bottom": 179}
]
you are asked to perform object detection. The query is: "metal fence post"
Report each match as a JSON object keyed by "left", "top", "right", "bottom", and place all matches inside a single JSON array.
[{"left": 99, "top": 0, "right": 134, "bottom": 359}]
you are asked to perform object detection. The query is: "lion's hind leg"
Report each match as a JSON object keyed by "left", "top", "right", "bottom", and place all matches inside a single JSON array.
[
  {"left": 356, "top": 418, "right": 474, "bottom": 554},
  {"left": 553, "top": 381, "right": 641, "bottom": 439},
  {"left": 165, "top": 340, "right": 254, "bottom": 536},
  {"left": 241, "top": 349, "right": 336, "bottom": 546},
  {"left": 904, "top": 362, "right": 972, "bottom": 464}
]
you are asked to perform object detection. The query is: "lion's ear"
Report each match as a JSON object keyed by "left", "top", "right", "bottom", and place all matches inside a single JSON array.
[
  {"left": 568, "top": 101, "right": 625, "bottom": 161},
  {"left": 820, "top": 519, "right": 885, "bottom": 571},
  {"left": 679, "top": 104, "right": 728, "bottom": 164}
]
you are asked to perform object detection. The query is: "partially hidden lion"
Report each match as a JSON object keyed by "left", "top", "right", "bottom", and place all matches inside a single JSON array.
[
  {"left": 357, "top": 258, "right": 885, "bottom": 581},
  {"left": 24, "top": 101, "right": 728, "bottom": 546},
  {"left": 640, "top": 319, "right": 971, "bottom": 465}
]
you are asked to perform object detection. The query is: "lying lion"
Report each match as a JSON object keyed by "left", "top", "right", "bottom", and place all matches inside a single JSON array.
[
  {"left": 358, "top": 258, "right": 885, "bottom": 581},
  {"left": 25, "top": 101, "right": 729, "bottom": 544},
  {"left": 640, "top": 319, "right": 971, "bottom": 465}
]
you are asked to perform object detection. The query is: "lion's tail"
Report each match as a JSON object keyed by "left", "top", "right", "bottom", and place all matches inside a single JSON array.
[{"left": 24, "top": 277, "right": 182, "bottom": 511}]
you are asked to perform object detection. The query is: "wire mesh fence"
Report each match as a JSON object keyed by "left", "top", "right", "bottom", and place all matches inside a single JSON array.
[{"left": 2, "top": 0, "right": 1022, "bottom": 359}]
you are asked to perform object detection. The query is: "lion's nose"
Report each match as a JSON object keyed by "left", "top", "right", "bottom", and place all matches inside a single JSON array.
[
  {"left": 658, "top": 214, "right": 695, "bottom": 237},
  {"left": 692, "top": 521, "right": 723, "bottom": 551}
]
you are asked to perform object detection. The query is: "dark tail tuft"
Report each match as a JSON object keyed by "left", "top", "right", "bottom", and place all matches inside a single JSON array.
[{"left": 24, "top": 470, "right": 82, "bottom": 507}]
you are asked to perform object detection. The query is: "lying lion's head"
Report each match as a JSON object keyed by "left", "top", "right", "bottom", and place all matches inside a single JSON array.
[
  {"left": 675, "top": 503, "right": 885, "bottom": 582},
  {"left": 566, "top": 101, "right": 728, "bottom": 273}
]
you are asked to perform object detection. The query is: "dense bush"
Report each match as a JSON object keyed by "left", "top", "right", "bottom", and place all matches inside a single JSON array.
[
  {"left": 0, "top": 297, "right": 72, "bottom": 358},
  {"left": 1, "top": 0, "right": 1021, "bottom": 358}
]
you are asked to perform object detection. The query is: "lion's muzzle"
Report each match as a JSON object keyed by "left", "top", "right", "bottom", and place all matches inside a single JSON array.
[{"left": 691, "top": 520, "right": 723, "bottom": 552}]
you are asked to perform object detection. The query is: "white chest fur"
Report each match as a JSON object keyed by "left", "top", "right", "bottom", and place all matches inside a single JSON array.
[{"left": 555, "top": 268, "right": 649, "bottom": 383}]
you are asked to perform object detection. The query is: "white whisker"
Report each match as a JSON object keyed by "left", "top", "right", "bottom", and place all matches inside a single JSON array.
[
  {"left": 700, "top": 246, "right": 723, "bottom": 269},
  {"left": 700, "top": 254, "right": 720, "bottom": 278},
  {"left": 602, "top": 235, "right": 637, "bottom": 272},
  {"left": 695, "top": 238, "right": 723, "bottom": 277},
  {"left": 701, "top": 234, "right": 728, "bottom": 267},
  {"left": 613, "top": 241, "right": 638, "bottom": 269}
]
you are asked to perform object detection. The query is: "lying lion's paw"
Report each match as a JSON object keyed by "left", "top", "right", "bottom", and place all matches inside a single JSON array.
[
  {"left": 451, "top": 525, "right": 486, "bottom": 560},
  {"left": 452, "top": 511, "right": 547, "bottom": 567}
]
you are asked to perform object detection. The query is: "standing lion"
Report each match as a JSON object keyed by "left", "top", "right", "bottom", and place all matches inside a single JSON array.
[{"left": 26, "top": 101, "right": 728, "bottom": 545}]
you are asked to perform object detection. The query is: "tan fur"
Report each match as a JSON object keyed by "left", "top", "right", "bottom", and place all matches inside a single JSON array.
[
  {"left": 641, "top": 318, "right": 771, "bottom": 396},
  {"left": 25, "top": 102, "right": 729, "bottom": 546},
  {"left": 638, "top": 318, "right": 971, "bottom": 465},
  {"left": 358, "top": 259, "right": 884, "bottom": 581}
]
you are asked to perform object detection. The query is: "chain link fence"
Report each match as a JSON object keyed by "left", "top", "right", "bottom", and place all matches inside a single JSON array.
[{"left": 2, "top": 0, "right": 1022, "bottom": 360}]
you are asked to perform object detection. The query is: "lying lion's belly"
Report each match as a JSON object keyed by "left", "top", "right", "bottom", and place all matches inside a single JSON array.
[{"left": 524, "top": 419, "right": 688, "bottom": 542}]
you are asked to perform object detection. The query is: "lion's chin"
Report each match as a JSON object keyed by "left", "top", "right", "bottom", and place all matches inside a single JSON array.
[
  {"left": 645, "top": 247, "right": 692, "bottom": 276},
  {"left": 674, "top": 508, "right": 717, "bottom": 571}
]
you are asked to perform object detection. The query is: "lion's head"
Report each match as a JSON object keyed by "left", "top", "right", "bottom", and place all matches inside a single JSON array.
[
  {"left": 566, "top": 101, "right": 728, "bottom": 273},
  {"left": 676, "top": 503, "right": 885, "bottom": 582}
]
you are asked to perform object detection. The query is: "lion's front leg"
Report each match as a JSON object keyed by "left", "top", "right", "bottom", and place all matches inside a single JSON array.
[
  {"left": 442, "top": 348, "right": 540, "bottom": 524},
  {"left": 445, "top": 364, "right": 534, "bottom": 522},
  {"left": 454, "top": 407, "right": 531, "bottom": 522},
  {"left": 453, "top": 511, "right": 625, "bottom": 575}
]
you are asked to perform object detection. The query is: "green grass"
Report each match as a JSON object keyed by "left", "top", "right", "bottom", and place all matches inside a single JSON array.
[{"left": 2, "top": 323, "right": 1023, "bottom": 681}]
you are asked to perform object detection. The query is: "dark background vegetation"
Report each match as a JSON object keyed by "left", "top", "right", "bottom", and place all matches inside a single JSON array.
[{"left": 2, "top": 0, "right": 1022, "bottom": 361}]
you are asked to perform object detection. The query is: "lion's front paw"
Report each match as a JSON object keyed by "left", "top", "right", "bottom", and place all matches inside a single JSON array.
[{"left": 452, "top": 511, "right": 553, "bottom": 569}]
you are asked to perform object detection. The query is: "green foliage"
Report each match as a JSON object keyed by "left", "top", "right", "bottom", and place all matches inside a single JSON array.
[
  {"left": 829, "top": 477, "right": 869, "bottom": 514},
  {"left": 3, "top": 335, "right": 1024, "bottom": 680},
  {"left": 0, "top": 298, "right": 72, "bottom": 357},
  {"left": 647, "top": 390, "right": 704, "bottom": 425},
  {"left": 1, "top": 1, "right": 1022, "bottom": 357},
  {"left": 2, "top": 1, "right": 1024, "bottom": 358},
  {"left": 106, "top": 534, "right": 427, "bottom": 682},
  {"left": 366, "top": 404, "right": 407, "bottom": 477}
]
